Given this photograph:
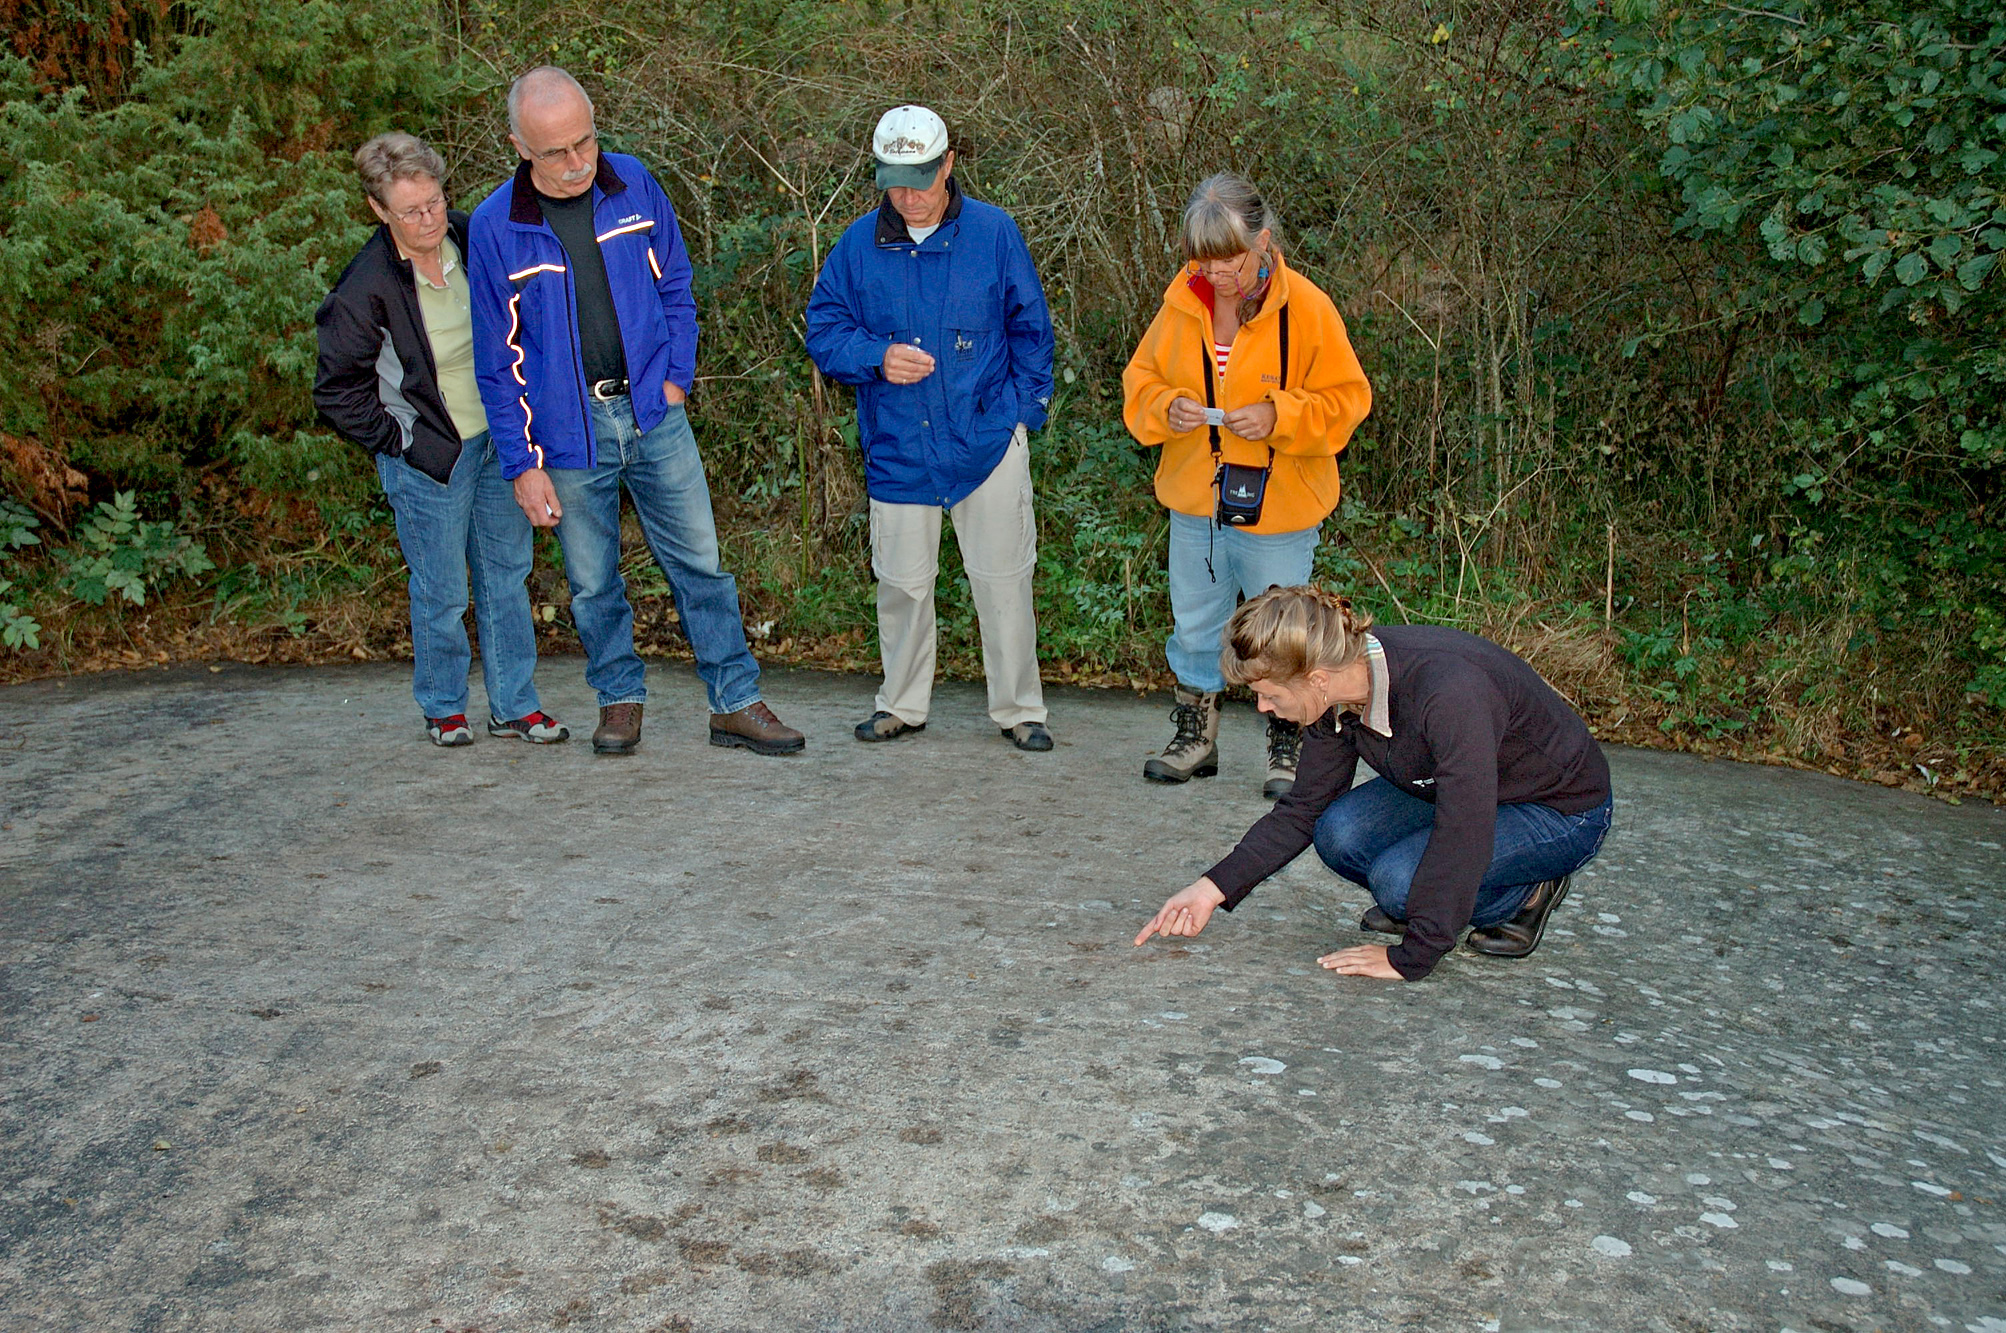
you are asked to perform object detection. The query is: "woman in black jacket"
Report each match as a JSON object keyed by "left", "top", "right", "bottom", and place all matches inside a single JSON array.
[
  {"left": 314, "top": 133, "right": 564, "bottom": 747},
  {"left": 1134, "top": 586, "right": 1613, "bottom": 981}
]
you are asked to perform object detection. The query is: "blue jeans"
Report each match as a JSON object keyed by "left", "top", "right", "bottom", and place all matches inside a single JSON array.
[
  {"left": 375, "top": 431, "right": 541, "bottom": 721},
  {"left": 1165, "top": 509, "right": 1319, "bottom": 692},
  {"left": 546, "top": 397, "right": 761, "bottom": 713},
  {"left": 1312, "top": 778, "right": 1614, "bottom": 926}
]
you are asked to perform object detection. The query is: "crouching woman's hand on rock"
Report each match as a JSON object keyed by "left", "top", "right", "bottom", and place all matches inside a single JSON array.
[{"left": 1135, "top": 878, "right": 1228, "bottom": 946}]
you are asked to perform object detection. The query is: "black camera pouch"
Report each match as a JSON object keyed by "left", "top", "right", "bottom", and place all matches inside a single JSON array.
[
  {"left": 1214, "top": 459, "right": 1270, "bottom": 526},
  {"left": 1203, "top": 304, "right": 1287, "bottom": 529}
]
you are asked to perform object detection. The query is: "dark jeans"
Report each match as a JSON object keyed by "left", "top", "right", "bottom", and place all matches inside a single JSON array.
[{"left": 1312, "top": 778, "right": 1614, "bottom": 926}]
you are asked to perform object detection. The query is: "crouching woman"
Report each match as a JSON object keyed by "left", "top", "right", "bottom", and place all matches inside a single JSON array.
[{"left": 1134, "top": 587, "right": 1613, "bottom": 981}]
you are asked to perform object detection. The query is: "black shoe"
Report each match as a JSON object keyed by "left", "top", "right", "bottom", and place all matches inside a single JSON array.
[
  {"left": 855, "top": 710, "right": 924, "bottom": 742},
  {"left": 1464, "top": 876, "right": 1572, "bottom": 958},
  {"left": 1359, "top": 905, "right": 1405, "bottom": 936},
  {"left": 1001, "top": 721, "right": 1053, "bottom": 752}
]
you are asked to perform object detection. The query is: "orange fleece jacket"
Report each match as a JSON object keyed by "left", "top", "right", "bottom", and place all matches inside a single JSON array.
[{"left": 1122, "top": 258, "right": 1371, "bottom": 534}]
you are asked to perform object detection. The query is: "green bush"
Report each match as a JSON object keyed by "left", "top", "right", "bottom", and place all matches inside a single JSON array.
[
  {"left": 0, "top": 498, "right": 40, "bottom": 649},
  {"left": 58, "top": 491, "right": 214, "bottom": 607}
]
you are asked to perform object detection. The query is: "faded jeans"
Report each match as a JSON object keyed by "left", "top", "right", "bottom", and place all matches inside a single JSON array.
[
  {"left": 545, "top": 397, "right": 761, "bottom": 714},
  {"left": 1165, "top": 509, "right": 1319, "bottom": 693},
  {"left": 375, "top": 431, "right": 542, "bottom": 722}
]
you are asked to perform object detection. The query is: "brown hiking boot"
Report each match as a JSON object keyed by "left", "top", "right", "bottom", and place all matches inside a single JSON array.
[
  {"left": 1143, "top": 687, "right": 1221, "bottom": 783},
  {"left": 1263, "top": 716, "right": 1303, "bottom": 799},
  {"left": 709, "top": 700, "right": 805, "bottom": 755},
  {"left": 592, "top": 701, "right": 643, "bottom": 755}
]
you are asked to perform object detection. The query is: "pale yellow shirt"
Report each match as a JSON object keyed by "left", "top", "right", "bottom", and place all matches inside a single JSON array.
[{"left": 410, "top": 238, "right": 488, "bottom": 442}]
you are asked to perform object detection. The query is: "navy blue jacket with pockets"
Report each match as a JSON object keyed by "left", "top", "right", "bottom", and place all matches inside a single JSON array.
[
  {"left": 467, "top": 154, "right": 696, "bottom": 480},
  {"left": 804, "top": 182, "right": 1055, "bottom": 507}
]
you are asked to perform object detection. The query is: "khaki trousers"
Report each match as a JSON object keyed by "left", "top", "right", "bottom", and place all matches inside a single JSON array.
[{"left": 870, "top": 427, "right": 1046, "bottom": 728}]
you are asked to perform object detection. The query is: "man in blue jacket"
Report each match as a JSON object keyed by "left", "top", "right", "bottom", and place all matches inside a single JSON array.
[
  {"left": 806, "top": 105, "right": 1057, "bottom": 751},
  {"left": 467, "top": 66, "right": 801, "bottom": 757}
]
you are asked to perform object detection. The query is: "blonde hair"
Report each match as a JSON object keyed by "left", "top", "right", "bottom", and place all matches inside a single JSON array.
[
  {"left": 354, "top": 132, "right": 446, "bottom": 204},
  {"left": 1221, "top": 586, "right": 1375, "bottom": 686}
]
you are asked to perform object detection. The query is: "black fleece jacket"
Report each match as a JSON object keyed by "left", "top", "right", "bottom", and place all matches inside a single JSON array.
[
  {"left": 1205, "top": 624, "right": 1612, "bottom": 979},
  {"left": 312, "top": 213, "right": 472, "bottom": 484}
]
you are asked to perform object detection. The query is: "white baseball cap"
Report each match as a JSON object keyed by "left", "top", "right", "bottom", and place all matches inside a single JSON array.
[{"left": 872, "top": 105, "right": 950, "bottom": 189}]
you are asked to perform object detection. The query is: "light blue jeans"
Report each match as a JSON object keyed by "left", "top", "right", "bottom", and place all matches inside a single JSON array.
[
  {"left": 1165, "top": 509, "right": 1320, "bottom": 692},
  {"left": 1312, "top": 778, "right": 1615, "bottom": 926},
  {"left": 545, "top": 397, "right": 761, "bottom": 714},
  {"left": 375, "top": 431, "right": 542, "bottom": 722}
]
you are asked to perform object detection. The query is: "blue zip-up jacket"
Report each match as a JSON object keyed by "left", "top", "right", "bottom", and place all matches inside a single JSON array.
[
  {"left": 805, "top": 182, "right": 1055, "bottom": 507},
  {"left": 467, "top": 153, "right": 696, "bottom": 480}
]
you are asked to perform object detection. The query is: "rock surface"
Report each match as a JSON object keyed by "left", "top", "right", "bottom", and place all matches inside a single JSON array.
[{"left": 2, "top": 660, "right": 2002, "bottom": 1332}]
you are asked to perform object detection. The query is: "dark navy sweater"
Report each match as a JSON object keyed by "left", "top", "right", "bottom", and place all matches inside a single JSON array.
[{"left": 1205, "top": 624, "right": 1612, "bottom": 979}]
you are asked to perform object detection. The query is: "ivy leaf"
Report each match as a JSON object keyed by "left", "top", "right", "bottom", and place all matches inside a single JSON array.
[
  {"left": 1796, "top": 234, "right": 1828, "bottom": 266},
  {"left": 1957, "top": 252, "right": 1997, "bottom": 291},
  {"left": 1895, "top": 252, "right": 1929, "bottom": 286}
]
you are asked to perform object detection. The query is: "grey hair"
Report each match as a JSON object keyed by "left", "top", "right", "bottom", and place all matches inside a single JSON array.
[
  {"left": 353, "top": 132, "right": 446, "bottom": 204},
  {"left": 508, "top": 65, "right": 594, "bottom": 140},
  {"left": 1180, "top": 172, "right": 1279, "bottom": 263}
]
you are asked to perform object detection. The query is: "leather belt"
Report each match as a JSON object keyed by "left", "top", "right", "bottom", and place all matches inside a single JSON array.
[{"left": 589, "top": 378, "right": 629, "bottom": 401}]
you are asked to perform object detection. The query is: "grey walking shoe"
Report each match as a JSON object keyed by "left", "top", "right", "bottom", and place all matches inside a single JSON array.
[
  {"left": 1263, "top": 716, "right": 1303, "bottom": 799},
  {"left": 1143, "top": 687, "right": 1221, "bottom": 783},
  {"left": 1001, "top": 721, "right": 1053, "bottom": 751},
  {"left": 854, "top": 710, "right": 925, "bottom": 742}
]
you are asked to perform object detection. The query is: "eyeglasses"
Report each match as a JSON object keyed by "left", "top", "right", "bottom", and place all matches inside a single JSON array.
[
  {"left": 385, "top": 196, "right": 448, "bottom": 226},
  {"left": 1186, "top": 254, "right": 1253, "bottom": 280},
  {"left": 528, "top": 130, "right": 598, "bottom": 165}
]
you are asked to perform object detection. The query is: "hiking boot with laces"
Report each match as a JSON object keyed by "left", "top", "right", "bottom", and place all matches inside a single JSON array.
[
  {"left": 1143, "top": 687, "right": 1221, "bottom": 783},
  {"left": 592, "top": 701, "right": 643, "bottom": 755},
  {"left": 1263, "top": 716, "right": 1303, "bottom": 799},
  {"left": 710, "top": 700, "right": 806, "bottom": 755}
]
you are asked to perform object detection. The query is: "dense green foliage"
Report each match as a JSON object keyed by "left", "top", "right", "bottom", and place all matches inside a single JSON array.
[
  {"left": 1572, "top": 0, "right": 2006, "bottom": 706},
  {"left": 0, "top": 0, "right": 2000, "bottom": 785}
]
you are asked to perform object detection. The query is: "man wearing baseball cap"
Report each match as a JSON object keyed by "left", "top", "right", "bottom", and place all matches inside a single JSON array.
[{"left": 806, "top": 105, "right": 1058, "bottom": 752}]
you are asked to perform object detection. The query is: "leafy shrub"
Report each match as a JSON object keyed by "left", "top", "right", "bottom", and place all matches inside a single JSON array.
[
  {"left": 0, "top": 497, "right": 39, "bottom": 648},
  {"left": 59, "top": 491, "right": 214, "bottom": 607}
]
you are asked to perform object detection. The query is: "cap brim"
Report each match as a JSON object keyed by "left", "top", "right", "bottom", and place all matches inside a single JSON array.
[{"left": 875, "top": 157, "right": 943, "bottom": 190}]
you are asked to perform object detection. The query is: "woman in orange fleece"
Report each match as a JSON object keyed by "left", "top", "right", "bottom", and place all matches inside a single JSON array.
[{"left": 1123, "top": 174, "right": 1372, "bottom": 797}]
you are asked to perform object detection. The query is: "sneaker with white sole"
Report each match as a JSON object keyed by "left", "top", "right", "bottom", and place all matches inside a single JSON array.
[
  {"left": 426, "top": 714, "right": 474, "bottom": 747},
  {"left": 488, "top": 711, "right": 570, "bottom": 743}
]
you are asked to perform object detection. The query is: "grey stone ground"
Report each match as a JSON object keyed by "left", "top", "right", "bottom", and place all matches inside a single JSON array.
[{"left": 2, "top": 659, "right": 2004, "bottom": 1333}]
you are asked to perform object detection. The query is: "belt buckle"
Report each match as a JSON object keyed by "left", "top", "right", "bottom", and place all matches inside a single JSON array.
[{"left": 590, "top": 378, "right": 625, "bottom": 401}]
